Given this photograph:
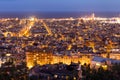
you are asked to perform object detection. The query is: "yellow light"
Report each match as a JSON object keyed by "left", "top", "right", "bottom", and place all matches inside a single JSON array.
[
  {"left": 28, "top": 65, "right": 33, "bottom": 69},
  {"left": 73, "top": 77, "right": 76, "bottom": 80},
  {"left": 96, "top": 63, "right": 101, "bottom": 66},
  {"left": 26, "top": 52, "right": 91, "bottom": 68},
  {"left": 67, "top": 45, "right": 72, "bottom": 50},
  {"left": 102, "top": 65, "right": 107, "bottom": 70},
  {"left": 6, "top": 54, "right": 11, "bottom": 57},
  {"left": 30, "top": 17, "right": 35, "bottom": 21}
]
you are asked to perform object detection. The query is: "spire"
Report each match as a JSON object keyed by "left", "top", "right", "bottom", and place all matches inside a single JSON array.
[{"left": 92, "top": 13, "right": 95, "bottom": 20}]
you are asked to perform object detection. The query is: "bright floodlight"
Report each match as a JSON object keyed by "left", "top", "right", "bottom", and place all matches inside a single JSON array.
[{"left": 29, "top": 16, "right": 35, "bottom": 21}]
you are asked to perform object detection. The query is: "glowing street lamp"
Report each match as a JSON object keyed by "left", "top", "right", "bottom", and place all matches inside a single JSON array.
[{"left": 6, "top": 53, "right": 11, "bottom": 57}]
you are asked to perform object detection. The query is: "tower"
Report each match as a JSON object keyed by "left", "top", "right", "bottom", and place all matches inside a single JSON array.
[{"left": 92, "top": 13, "right": 95, "bottom": 20}]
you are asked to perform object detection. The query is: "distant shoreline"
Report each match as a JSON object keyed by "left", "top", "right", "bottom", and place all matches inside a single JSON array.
[{"left": 0, "top": 12, "right": 120, "bottom": 18}]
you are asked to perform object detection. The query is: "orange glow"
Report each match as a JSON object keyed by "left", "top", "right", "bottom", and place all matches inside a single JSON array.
[
  {"left": 102, "top": 65, "right": 107, "bottom": 70},
  {"left": 26, "top": 52, "right": 91, "bottom": 68}
]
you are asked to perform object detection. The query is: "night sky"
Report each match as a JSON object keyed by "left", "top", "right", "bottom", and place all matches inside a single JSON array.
[{"left": 0, "top": 0, "right": 120, "bottom": 12}]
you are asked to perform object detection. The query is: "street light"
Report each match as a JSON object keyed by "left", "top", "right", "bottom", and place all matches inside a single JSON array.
[{"left": 6, "top": 53, "right": 11, "bottom": 57}]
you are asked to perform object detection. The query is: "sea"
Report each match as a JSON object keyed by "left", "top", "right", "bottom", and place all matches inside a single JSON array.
[{"left": 0, "top": 12, "right": 120, "bottom": 18}]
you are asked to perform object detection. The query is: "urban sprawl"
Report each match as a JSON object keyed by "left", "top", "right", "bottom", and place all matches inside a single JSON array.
[{"left": 0, "top": 14, "right": 120, "bottom": 80}]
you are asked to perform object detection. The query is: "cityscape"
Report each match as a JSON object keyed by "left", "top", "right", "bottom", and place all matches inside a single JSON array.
[{"left": 0, "top": 0, "right": 120, "bottom": 80}]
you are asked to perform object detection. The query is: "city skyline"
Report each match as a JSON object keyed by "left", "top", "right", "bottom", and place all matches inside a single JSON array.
[
  {"left": 0, "top": 0, "right": 120, "bottom": 80},
  {"left": 0, "top": 0, "right": 120, "bottom": 12}
]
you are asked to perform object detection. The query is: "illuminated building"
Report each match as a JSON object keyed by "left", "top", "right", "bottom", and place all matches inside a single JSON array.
[
  {"left": 26, "top": 52, "right": 91, "bottom": 69},
  {"left": 101, "top": 53, "right": 120, "bottom": 60}
]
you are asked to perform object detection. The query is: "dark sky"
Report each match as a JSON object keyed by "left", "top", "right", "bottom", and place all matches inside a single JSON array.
[{"left": 0, "top": 0, "right": 120, "bottom": 12}]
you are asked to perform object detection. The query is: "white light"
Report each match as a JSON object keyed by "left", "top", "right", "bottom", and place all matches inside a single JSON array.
[
  {"left": 6, "top": 54, "right": 11, "bottom": 57},
  {"left": 54, "top": 75, "right": 58, "bottom": 78},
  {"left": 29, "top": 17, "right": 35, "bottom": 21},
  {"left": 96, "top": 63, "right": 101, "bottom": 66}
]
